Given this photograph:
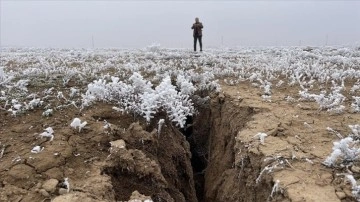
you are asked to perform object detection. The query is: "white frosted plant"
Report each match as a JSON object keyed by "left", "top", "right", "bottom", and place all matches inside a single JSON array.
[
  {"left": 352, "top": 96, "right": 360, "bottom": 112},
  {"left": 276, "top": 80, "right": 284, "bottom": 87},
  {"left": 129, "top": 72, "right": 153, "bottom": 94},
  {"left": 155, "top": 76, "right": 194, "bottom": 128},
  {"left": 81, "top": 79, "right": 108, "bottom": 108},
  {"left": 82, "top": 72, "right": 195, "bottom": 128},
  {"left": 269, "top": 180, "right": 282, "bottom": 199},
  {"left": 139, "top": 92, "right": 158, "bottom": 122},
  {"left": 326, "top": 127, "right": 343, "bottom": 139},
  {"left": 31, "top": 146, "right": 44, "bottom": 153},
  {"left": 258, "top": 79, "right": 272, "bottom": 96},
  {"left": 39, "top": 127, "right": 54, "bottom": 141},
  {"left": 57, "top": 91, "right": 67, "bottom": 101},
  {"left": 0, "top": 67, "right": 6, "bottom": 83},
  {"left": 256, "top": 157, "right": 287, "bottom": 184},
  {"left": 25, "top": 98, "right": 43, "bottom": 110},
  {"left": 62, "top": 177, "right": 70, "bottom": 192},
  {"left": 7, "top": 99, "right": 22, "bottom": 116},
  {"left": 157, "top": 119, "right": 165, "bottom": 136},
  {"left": 176, "top": 74, "right": 196, "bottom": 96},
  {"left": 42, "top": 109, "right": 53, "bottom": 117},
  {"left": 299, "top": 84, "right": 345, "bottom": 113},
  {"left": 323, "top": 136, "right": 360, "bottom": 167},
  {"left": 13, "top": 79, "right": 29, "bottom": 92},
  {"left": 0, "top": 67, "right": 14, "bottom": 87},
  {"left": 285, "top": 96, "right": 296, "bottom": 102},
  {"left": 254, "top": 132, "right": 268, "bottom": 145},
  {"left": 145, "top": 43, "right": 161, "bottom": 52},
  {"left": 43, "top": 87, "right": 54, "bottom": 95},
  {"left": 70, "top": 118, "right": 87, "bottom": 132},
  {"left": 351, "top": 84, "right": 360, "bottom": 94},
  {"left": 344, "top": 174, "right": 360, "bottom": 201},
  {"left": 0, "top": 90, "right": 5, "bottom": 101},
  {"left": 69, "top": 87, "right": 79, "bottom": 98}
]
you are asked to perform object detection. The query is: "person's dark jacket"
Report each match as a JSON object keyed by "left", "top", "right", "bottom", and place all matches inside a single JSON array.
[{"left": 191, "top": 22, "right": 203, "bottom": 37}]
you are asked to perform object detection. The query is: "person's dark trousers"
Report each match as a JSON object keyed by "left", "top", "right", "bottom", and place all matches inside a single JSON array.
[{"left": 194, "top": 36, "right": 202, "bottom": 51}]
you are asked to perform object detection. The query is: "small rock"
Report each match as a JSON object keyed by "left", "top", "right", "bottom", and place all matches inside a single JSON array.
[
  {"left": 42, "top": 179, "right": 59, "bottom": 193},
  {"left": 344, "top": 189, "right": 353, "bottom": 198},
  {"left": 35, "top": 182, "right": 42, "bottom": 189},
  {"left": 351, "top": 166, "right": 360, "bottom": 173},
  {"left": 129, "top": 190, "right": 152, "bottom": 201},
  {"left": 109, "top": 139, "right": 126, "bottom": 153},
  {"left": 335, "top": 191, "right": 346, "bottom": 200},
  {"left": 58, "top": 188, "right": 69, "bottom": 195},
  {"left": 39, "top": 189, "right": 50, "bottom": 197}
]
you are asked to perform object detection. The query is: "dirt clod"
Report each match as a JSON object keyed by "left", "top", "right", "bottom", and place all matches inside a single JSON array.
[
  {"left": 39, "top": 189, "right": 50, "bottom": 197},
  {"left": 336, "top": 191, "right": 346, "bottom": 200},
  {"left": 42, "top": 178, "right": 59, "bottom": 193},
  {"left": 58, "top": 188, "right": 68, "bottom": 195}
]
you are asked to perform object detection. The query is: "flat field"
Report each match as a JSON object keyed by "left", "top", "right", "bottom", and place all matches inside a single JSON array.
[{"left": 1, "top": 46, "right": 360, "bottom": 202}]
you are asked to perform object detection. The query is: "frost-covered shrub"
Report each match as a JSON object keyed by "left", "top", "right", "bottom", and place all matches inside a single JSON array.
[
  {"left": 157, "top": 119, "right": 165, "bottom": 136},
  {"left": 351, "top": 84, "right": 360, "bottom": 94},
  {"left": 323, "top": 136, "right": 360, "bottom": 167},
  {"left": 0, "top": 67, "right": 6, "bottom": 83},
  {"left": 13, "top": 79, "right": 29, "bottom": 92},
  {"left": 344, "top": 174, "right": 360, "bottom": 201},
  {"left": 25, "top": 98, "right": 43, "bottom": 110},
  {"left": 42, "top": 109, "right": 53, "bottom": 117},
  {"left": 31, "top": 146, "right": 44, "bottom": 153},
  {"left": 0, "top": 67, "right": 14, "bottom": 86},
  {"left": 70, "top": 118, "right": 87, "bottom": 132},
  {"left": 299, "top": 84, "right": 345, "bottom": 113},
  {"left": 254, "top": 132, "right": 268, "bottom": 145},
  {"left": 69, "top": 87, "right": 79, "bottom": 98},
  {"left": 145, "top": 43, "right": 162, "bottom": 52},
  {"left": 176, "top": 74, "right": 195, "bottom": 96},
  {"left": 39, "top": 127, "right": 54, "bottom": 141},
  {"left": 155, "top": 76, "right": 194, "bottom": 127},
  {"left": 0, "top": 90, "right": 5, "bottom": 101},
  {"left": 7, "top": 99, "right": 23, "bottom": 116},
  {"left": 349, "top": 125, "right": 360, "bottom": 138},
  {"left": 352, "top": 97, "right": 360, "bottom": 112},
  {"left": 81, "top": 72, "right": 195, "bottom": 128}
]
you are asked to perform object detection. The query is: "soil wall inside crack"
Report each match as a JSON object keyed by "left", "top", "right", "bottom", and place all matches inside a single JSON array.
[
  {"left": 103, "top": 122, "right": 197, "bottom": 202},
  {"left": 201, "top": 95, "right": 275, "bottom": 202}
]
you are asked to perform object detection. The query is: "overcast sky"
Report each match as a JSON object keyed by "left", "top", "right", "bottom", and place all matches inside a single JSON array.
[{"left": 1, "top": 1, "right": 359, "bottom": 48}]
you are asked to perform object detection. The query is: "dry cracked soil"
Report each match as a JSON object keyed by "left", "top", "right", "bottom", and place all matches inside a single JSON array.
[{"left": 1, "top": 80, "right": 360, "bottom": 202}]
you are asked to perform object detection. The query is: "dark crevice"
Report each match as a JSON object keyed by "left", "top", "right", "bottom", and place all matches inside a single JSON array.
[
  {"left": 181, "top": 112, "right": 210, "bottom": 202},
  {"left": 102, "top": 167, "right": 156, "bottom": 201}
]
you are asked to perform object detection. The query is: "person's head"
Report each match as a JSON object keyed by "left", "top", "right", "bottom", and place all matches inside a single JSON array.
[{"left": 195, "top": 17, "right": 199, "bottom": 23}]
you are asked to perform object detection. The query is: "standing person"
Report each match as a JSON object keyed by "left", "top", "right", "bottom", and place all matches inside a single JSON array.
[{"left": 191, "top": 17, "right": 203, "bottom": 52}]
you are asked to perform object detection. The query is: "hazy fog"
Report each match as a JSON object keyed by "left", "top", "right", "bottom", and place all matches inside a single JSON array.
[{"left": 1, "top": 1, "right": 359, "bottom": 48}]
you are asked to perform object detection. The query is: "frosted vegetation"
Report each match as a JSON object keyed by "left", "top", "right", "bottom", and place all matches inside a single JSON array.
[
  {"left": 1, "top": 46, "right": 360, "bottom": 117},
  {"left": 1, "top": 45, "right": 360, "bottom": 198},
  {"left": 1, "top": 46, "right": 360, "bottom": 127}
]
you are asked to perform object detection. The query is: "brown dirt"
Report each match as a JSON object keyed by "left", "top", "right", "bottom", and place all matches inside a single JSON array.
[
  {"left": 206, "top": 81, "right": 360, "bottom": 202},
  {"left": 0, "top": 102, "right": 196, "bottom": 202},
  {"left": 1, "top": 79, "right": 360, "bottom": 202}
]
